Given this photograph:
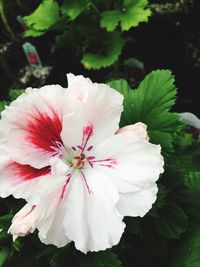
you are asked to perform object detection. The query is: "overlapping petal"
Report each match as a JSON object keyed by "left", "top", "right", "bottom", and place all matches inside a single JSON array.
[
  {"left": 0, "top": 85, "right": 77, "bottom": 168},
  {"left": 0, "top": 74, "right": 164, "bottom": 253},
  {"left": 0, "top": 159, "right": 50, "bottom": 201},
  {"left": 61, "top": 74, "right": 123, "bottom": 148},
  {"left": 30, "top": 169, "right": 125, "bottom": 252},
  {"left": 93, "top": 131, "right": 164, "bottom": 188},
  {"left": 117, "top": 183, "right": 158, "bottom": 217}
]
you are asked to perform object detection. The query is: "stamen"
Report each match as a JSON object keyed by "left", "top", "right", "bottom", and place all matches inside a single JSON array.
[
  {"left": 100, "top": 164, "right": 114, "bottom": 168},
  {"left": 81, "top": 123, "right": 93, "bottom": 153},
  {"left": 90, "top": 158, "right": 118, "bottom": 169},
  {"left": 87, "top": 161, "right": 94, "bottom": 168},
  {"left": 87, "top": 145, "right": 93, "bottom": 151},
  {"left": 86, "top": 156, "right": 95, "bottom": 160}
]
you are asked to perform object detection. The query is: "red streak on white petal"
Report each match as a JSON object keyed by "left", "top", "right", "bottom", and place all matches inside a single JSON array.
[
  {"left": 81, "top": 171, "right": 91, "bottom": 194},
  {"left": 99, "top": 164, "right": 114, "bottom": 168},
  {"left": 10, "top": 162, "right": 51, "bottom": 181},
  {"left": 25, "top": 110, "right": 63, "bottom": 154},
  {"left": 60, "top": 174, "right": 72, "bottom": 199}
]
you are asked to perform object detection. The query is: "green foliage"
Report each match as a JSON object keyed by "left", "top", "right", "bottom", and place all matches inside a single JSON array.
[
  {"left": 22, "top": 0, "right": 152, "bottom": 69},
  {"left": 0, "top": 101, "right": 9, "bottom": 114},
  {"left": 61, "top": 0, "right": 89, "bottom": 20},
  {"left": 24, "top": 0, "right": 59, "bottom": 35},
  {"left": 77, "top": 250, "right": 122, "bottom": 267},
  {"left": 81, "top": 32, "right": 125, "bottom": 69},
  {"left": 0, "top": 248, "right": 11, "bottom": 267},
  {"left": 101, "top": 0, "right": 151, "bottom": 31},
  {"left": 170, "top": 226, "right": 200, "bottom": 267},
  {"left": 154, "top": 202, "right": 188, "bottom": 239},
  {"left": 108, "top": 70, "right": 182, "bottom": 151},
  {"left": 9, "top": 89, "right": 25, "bottom": 101},
  {"left": 0, "top": 72, "right": 200, "bottom": 266},
  {"left": 184, "top": 171, "right": 200, "bottom": 223},
  {"left": 0, "top": 89, "right": 24, "bottom": 116},
  {"left": 0, "top": 214, "right": 13, "bottom": 229}
]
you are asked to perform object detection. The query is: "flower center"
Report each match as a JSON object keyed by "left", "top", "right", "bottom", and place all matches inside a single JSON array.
[
  {"left": 60, "top": 123, "right": 118, "bottom": 198},
  {"left": 69, "top": 154, "right": 86, "bottom": 170}
]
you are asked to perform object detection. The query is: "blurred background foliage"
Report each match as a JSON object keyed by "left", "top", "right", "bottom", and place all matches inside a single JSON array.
[
  {"left": 0, "top": 0, "right": 199, "bottom": 116},
  {"left": 0, "top": 0, "right": 200, "bottom": 267}
]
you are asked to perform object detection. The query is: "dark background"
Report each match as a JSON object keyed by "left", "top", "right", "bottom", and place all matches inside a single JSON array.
[{"left": 0, "top": 0, "right": 199, "bottom": 116}]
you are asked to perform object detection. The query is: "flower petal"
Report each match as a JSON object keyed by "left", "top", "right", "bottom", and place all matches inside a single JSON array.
[
  {"left": 0, "top": 147, "right": 10, "bottom": 170},
  {"left": 37, "top": 201, "right": 70, "bottom": 248},
  {"left": 0, "top": 85, "right": 76, "bottom": 168},
  {"left": 63, "top": 170, "right": 125, "bottom": 253},
  {"left": 61, "top": 75, "right": 123, "bottom": 148},
  {"left": 0, "top": 161, "right": 50, "bottom": 200},
  {"left": 117, "top": 183, "right": 158, "bottom": 217},
  {"left": 116, "top": 122, "right": 149, "bottom": 141},
  {"left": 93, "top": 131, "right": 164, "bottom": 189},
  {"left": 32, "top": 168, "right": 125, "bottom": 252},
  {"left": 67, "top": 73, "right": 91, "bottom": 102},
  {"left": 8, "top": 203, "right": 38, "bottom": 238}
]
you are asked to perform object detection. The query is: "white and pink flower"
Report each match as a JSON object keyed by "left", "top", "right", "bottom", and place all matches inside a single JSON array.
[{"left": 0, "top": 74, "right": 164, "bottom": 253}]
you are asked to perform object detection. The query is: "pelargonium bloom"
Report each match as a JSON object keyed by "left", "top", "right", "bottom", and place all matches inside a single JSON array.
[{"left": 0, "top": 74, "right": 164, "bottom": 253}]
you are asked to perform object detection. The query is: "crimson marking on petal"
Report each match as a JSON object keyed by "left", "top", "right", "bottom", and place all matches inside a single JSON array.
[
  {"left": 99, "top": 164, "right": 114, "bottom": 168},
  {"left": 60, "top": 174, "right": 72, "bottom": 199},
  {"left": 10, "top": 162, "right": 51, "bottom": 181},
  {"left": 81, "top": 171, "right": 91, "bottom": 194},
  {"left": 25, "top": 110, "right": 63, "bottom": 154}
]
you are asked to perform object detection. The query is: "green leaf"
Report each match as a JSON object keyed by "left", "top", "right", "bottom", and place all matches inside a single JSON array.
[
  {"left": 24, "top": 28, "right": 45, "bottom": 37},
  {"left": 0, "top": 214, "right": 13, "bottom": 229},
  {"left": 24, "top": 0, "right": 59, "bottom": 31},
  {"left": 108, "top": 70, "right": 182, "bottom": 151},
  {"left": 149, "top": 185, "right": 168, "bottom": 217},
  {"left": 171, "top": 142, "right": 200, "bottom": 173},
  {"left": 101, "top": 10, "right": 120, "bottom": 32},
  {"left": 154, "top": 202, "right": 188, "bottom": 240},
  {"left": 77, "top": 250, "right": 122, "bottom": 267},
  {"left": 61, "top": 0, "right": 88, "bottom": 20},
  {"left": 101, "top": 0, "right": 151, "bottom": 32},
  {"left": 9, "top": 89, "right": 25, "bottom": 101},
  {"left": 0, "top": 230, "right": 11, "bottom": 245},
  {"left": 52, "top": 30, "right": 75, "bottom": 52},
  {"left": 185, "top": 171, "right": 200, "bottom": 195},
  {"left": 81, "top": 32, "right": 125, "bottom": 69},
  {"left": 184, "top": 171, "right": 200, "bottom": 223},
  {"left": 0, "top": 248, "right": 11, "bottom": 267},
  {"left": 0, "top": 101, "right": 9, "bottom": 114},
  {"left": 124, "top": 57, "right": 144, "bottom": 70},
  {"left": 170, "top": 226, "right": 200, "bottom": 267}
]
